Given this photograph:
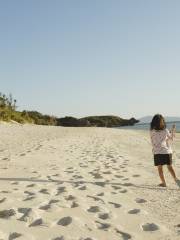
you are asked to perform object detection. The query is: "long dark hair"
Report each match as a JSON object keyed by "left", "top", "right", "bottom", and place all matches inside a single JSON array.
[{"left": 150, "top": 114, "right": 166, "bottom": 131}]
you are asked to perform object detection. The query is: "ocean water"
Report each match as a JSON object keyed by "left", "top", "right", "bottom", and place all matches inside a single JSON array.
[{"left": 118, "top": 121, "right": 180, "bottom": 132}]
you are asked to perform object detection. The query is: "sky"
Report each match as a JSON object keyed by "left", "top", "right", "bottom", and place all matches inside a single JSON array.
[{"left": 0, "top": 0, "right": 180, "bottom": 119}]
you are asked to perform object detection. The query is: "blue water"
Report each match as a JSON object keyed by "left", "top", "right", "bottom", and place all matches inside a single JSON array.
[{"left": 118, "top": 121, "right": 180, "bottom": 132}]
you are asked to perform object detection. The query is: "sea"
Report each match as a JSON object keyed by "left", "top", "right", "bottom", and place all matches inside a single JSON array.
[{"left": 118, "top": 121, "right": 180, "bottom": 132}]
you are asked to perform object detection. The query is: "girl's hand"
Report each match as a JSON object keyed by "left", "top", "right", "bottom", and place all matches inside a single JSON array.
[
  {"left": 172, "top": 124, "right": 176, "bottom": 137},
  {"left": 172, "top": 124, "right": 176, "bottom": 130}
]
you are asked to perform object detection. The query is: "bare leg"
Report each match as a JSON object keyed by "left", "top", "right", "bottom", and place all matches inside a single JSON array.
[
  {"left": 167, "top": 165, "right": 177, "bottom": 181},
  {"left": 157, "top": 165, "right": 166, "bottom": 186}
]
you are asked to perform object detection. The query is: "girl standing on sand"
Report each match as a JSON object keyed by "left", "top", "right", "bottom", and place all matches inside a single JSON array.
[{"left": 150, "top": 114, "right": 179, "bottom": 187}]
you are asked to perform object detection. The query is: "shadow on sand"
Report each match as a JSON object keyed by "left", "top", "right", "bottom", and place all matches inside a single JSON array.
[{"left": 0, "top": 177, "right": 179, "bottom": 191}]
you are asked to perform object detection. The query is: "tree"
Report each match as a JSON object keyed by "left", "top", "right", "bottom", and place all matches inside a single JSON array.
[{"left": 13, "top": 99, "right": 17, "bottom": 110}]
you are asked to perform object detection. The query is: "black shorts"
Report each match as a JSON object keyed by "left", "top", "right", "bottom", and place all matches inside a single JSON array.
[{"left": 154, "top": 154, "right": 172, "bottom": 166}]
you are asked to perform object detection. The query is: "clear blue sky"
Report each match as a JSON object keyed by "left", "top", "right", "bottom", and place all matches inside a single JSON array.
[{"left": 1, "top": 0, "right": 180, "bottom": 119}]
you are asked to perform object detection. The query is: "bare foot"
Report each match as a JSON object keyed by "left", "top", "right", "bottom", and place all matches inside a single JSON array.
[
  {"left": 175, "top": 179, "right": 180, "bottom": 188},
  {"left": 158, "top": 183, "right": 166, "bottom": 187}
]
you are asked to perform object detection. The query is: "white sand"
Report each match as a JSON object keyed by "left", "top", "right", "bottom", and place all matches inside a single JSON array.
[{"left": 0, "top": 123, "right": 180, "bottom": 240}]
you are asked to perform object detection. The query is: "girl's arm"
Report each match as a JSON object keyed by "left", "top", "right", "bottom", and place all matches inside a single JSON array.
[
  {"left": 150, "top": 131, "right": 154, "bottom": 153},
  {"left": 167, "top": 124, "right": 176, "bottom": 140},
  {"left": 150, "top": 131, "right": 153, "bottom": 144}
]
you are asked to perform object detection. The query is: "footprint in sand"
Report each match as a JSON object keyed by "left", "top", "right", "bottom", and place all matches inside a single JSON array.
[
  {"left": 93, "top": 173, "right": 103, "bottom": 179},
  {"left": 87, "top": 206, "right": 101, "bottom": 213},
  {"left": 56, "top": 181, "right": 64, "bottom": 185},
  {"left": 79, "top": 164, "right": 88, "bottom": 168},
  {"left": 128, "top": 209, "right": 141, "bottom": 214},
  {"left": 141, "top": 223, "right": 159, "bottom": 231},
  {"left": 65, "top": 195, "right": 76, "bottom": 201},
  {"left": 87, "top": 195, "right": 104, "bottom": 203},
  {"left": 39, "top": 204, "right": 51, "bottom": 211},
  {"left": 0, "top": 209, "right": 16, "bottom": 219},
  {"left": 26, "top": 184, "right": 36, "bottom": 188},
  {"left": 51, "top": 237, "right": 65, "bottom": 240},
  {"left": 95, "top": 221, "right": 111, "bottom": 230},
  {"left": 20, "top": 153, "right": 26, "bottom": 156},
  {"left": 102, "top": 171, "right": 112, "bottom": 174},
  {"left": 1, "top": 157, "right": 9, "bottom": 161},
  {"left": 29, "top": 218, "right": 45, "bottom": 227},
  {"left": 122, "top": 178, "right": 129, "bottom": 181},
  {"left": 114, "top": 175, "right": 124, "bottom": 178},
  {"left": 24, "top": 191, "right": 36, "bottom": 196},
  {"left": 23, "top": 191, "right": 36, "bottom": 200},
  {"left": 78, "top": 186, "right": 87, "bottom": 190},
  {"left": 119, "top": 189, "right": 128, "bottom": 193},
  {"left": 56, "top": 187, "right": 66, "bottom": 195},
  {"left": 96, "top": 192, "right": 104, "bottom": 196},
  {"left": 94, "top": 182, "right": 106, "bottom": 187},
  {"left": 23, "top": 196, "right": 36, "bottom": 201},
  {"left": 115, "top": 228, "right": 132, "bottom": 239},
  {"left": 112, "top": 185, "right": 122, "bottom": 190},
  {"left": 71, "top": 201, "right": 79, "bottom": 208},
  {"left": 80, "top": 238, "right": 96, "bottom": 240},
  {"left": 64, "top": 170, "right": 74, "bottom": 174},
  {"left": 122, "top": 183, "right": 134, "bottom": 187},
  {"left": 98, "top": 213, "right": 110, "bottom": 220},
  {"left": 120, "top": 166, "right": 125, "bottom": 169},
  {"left": 111, "top": 191, "right": 118, "bottom": 195},
  {"left": 72, "top": 175, "right": 83, "bottom": 180},
  {"left": 39, "top": 188, "right": 50, "bottom": 194},
  {"left": 52, "top": 174, "right": 60, "bottom": 177},
  {"left": 108, "top": 202, "right": 121, "bottom": 208},
  {"left": 135, "top": 198, "right": 147, "bottom": 203},
  {"left": 1, "top": 190, "right": 10, "bottom": 193},
  {"left": 67, "top": 167, "right": 74, "bottom": 170},
  {"left": 9, "top": 232, "right": 22, "bottom": 240},
  {"left": 18, "top": 208, "right": 37, "bottom": 222},
  {"left": 49, "top": 199, "right": 60, "bottom": 204},
  {"left": 57, "top": 216, "right": 72, "bottom": 226},
  {"left": 0, "top": 197, "right": 6, "bottom": 203},
  {"left": 11, "top": 182, "right": 19, "bottom": 185}
]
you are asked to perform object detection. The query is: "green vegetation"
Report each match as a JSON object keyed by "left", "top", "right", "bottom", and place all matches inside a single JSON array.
[
  {"left": 0, "top": 92, "right": 139, "bottom": 127},
  {"left": 0, "top": 93, "right": 56, "bottom": 125},
  {"left": 24, "top": 111, "right": 57, "bottom": 125},
  {"left": 0, "top": 92, "right": 26, "bottom": 123}
]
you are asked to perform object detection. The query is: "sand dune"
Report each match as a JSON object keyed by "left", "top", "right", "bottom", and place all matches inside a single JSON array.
[{"left": 0, "top": 123, "right": 180, "bottom": 240}]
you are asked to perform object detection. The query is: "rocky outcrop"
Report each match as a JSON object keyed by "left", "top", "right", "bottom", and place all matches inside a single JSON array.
[
  {"left": 57, "top": 115, "right": 139, "bottom": 127},
  {"left": 56, "top": 117, "right": 90, "bottom": 127}
]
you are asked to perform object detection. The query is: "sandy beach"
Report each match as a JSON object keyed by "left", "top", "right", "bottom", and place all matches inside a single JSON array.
[{"left": 0, "top": 123, "right": 180, "bottom": 240}]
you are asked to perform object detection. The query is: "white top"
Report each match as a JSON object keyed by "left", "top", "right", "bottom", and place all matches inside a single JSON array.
[{"left": 150, "top": 129, "right": 174, "bottom": 154}]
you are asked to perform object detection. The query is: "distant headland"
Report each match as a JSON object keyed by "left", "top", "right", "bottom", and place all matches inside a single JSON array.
[{"left": 57, "top": 116, "right": 139, "bottom": 127}]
